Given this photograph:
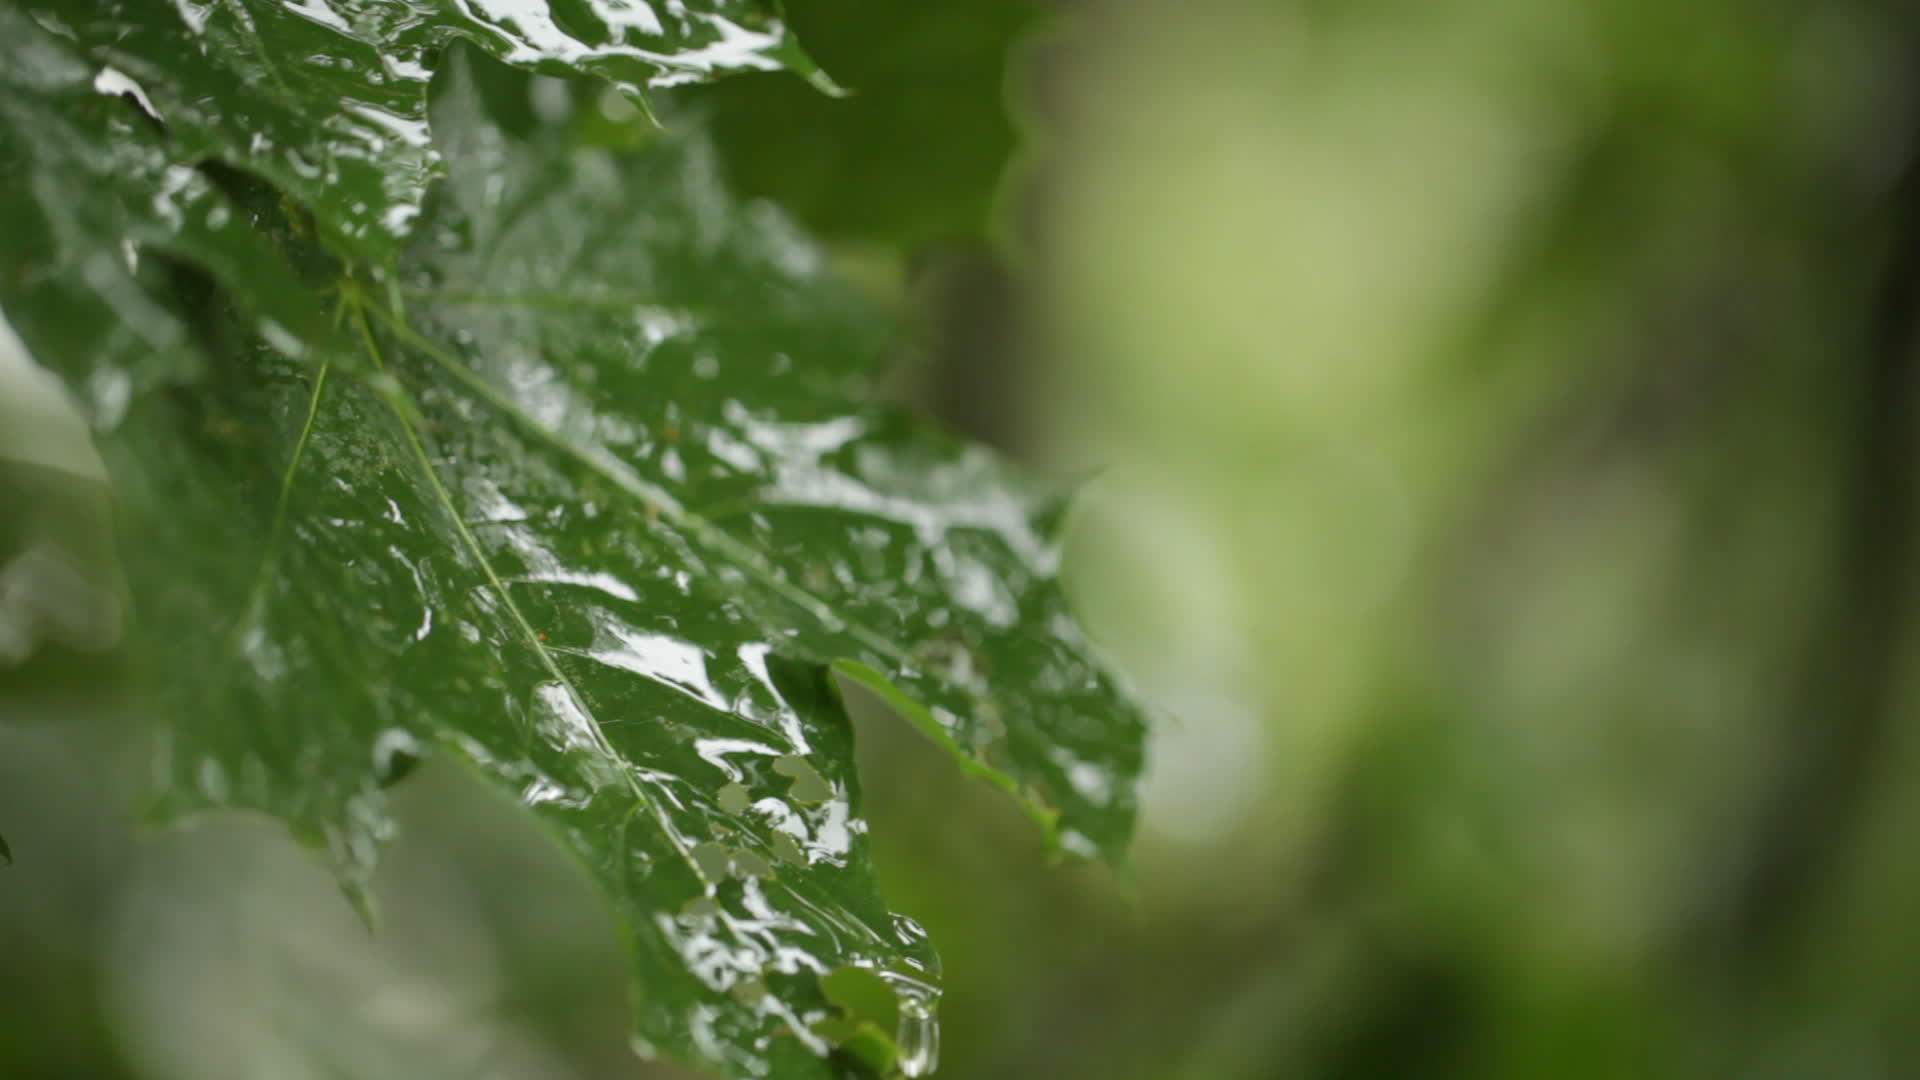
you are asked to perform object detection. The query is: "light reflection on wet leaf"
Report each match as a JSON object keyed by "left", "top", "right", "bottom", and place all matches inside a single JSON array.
[
  {"left": 6, "top": 0, "right": 822, "bottom": 264},
  {"left": 0, "top": 10, "right": 1145, "bottom": 1075}
]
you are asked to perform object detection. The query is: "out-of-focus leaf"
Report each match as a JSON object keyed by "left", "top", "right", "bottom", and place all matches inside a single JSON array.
[
  {"left": 10, "top": 0, "right": 823, "bottom": 263},
  {"left": 685, "top": 0, "right": 1039, "bottom": 249},
  {"left": 0, "top": 309, "right": 128, "bottom": 693},
  {"left": 0, "top": 35, "right": 1143, "bottom": 1079},
  {"left": 813, "top": 964, "right": 915, "bottom": 1075}
]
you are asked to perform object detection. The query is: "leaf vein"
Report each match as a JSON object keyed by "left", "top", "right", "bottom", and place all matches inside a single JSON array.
[
  {"left": 347, "top": 301, "right": 712, "bottom": 885},
  {"left": 367, "top": 302, "right": 923, "bottom": 677}
]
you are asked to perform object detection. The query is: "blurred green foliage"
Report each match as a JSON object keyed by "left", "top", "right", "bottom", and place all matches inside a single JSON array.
[
  {"left": 1030, "top": 1, "right": 1920, "bottom": 1077},
  {"left": 688, "top": 0, "right": 1039, "bottom": 249}
]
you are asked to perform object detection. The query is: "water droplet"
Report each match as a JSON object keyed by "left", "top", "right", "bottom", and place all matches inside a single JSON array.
[
  {"left": 689, "top": 840, "right": 731, "bottom": 881},
  {"left": 882, "top": 970, "right": 941, "bottom": 1078},
  {"left": 769, "top": 832, "right": 805, "bottom": 866},
  {"left": 773, "top": 755, "right": 830, "bottom": 803},
  {"left": 371, "top": 728, "right": 424, "bottom": 786},
  {"left": 729, "top": 976, "right": 767, "bottom": 1005}
]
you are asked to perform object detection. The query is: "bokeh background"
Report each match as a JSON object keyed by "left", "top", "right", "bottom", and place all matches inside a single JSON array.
[{"left": 10, "top": 0, "right": 1920, "bottom": 1076}]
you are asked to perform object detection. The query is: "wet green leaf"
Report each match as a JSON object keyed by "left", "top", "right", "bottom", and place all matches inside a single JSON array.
[
  {"left": 8, "top": 0, "right": 822, "bottom": 266},
  {"left": 0, "top": 5, "right": 321, "bottom": 416},
  {"left": 0, "top": 22, "right": 1144, "bottom": 1079},
  {"left": 401, "top": 49, "right": 1145, "bottom": 866}
]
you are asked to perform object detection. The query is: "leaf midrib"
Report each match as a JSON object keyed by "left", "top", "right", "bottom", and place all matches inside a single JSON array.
[
  {"left": 360, "top": 292, "right": 1074, "bottom": 853},
  {"left": 345, "top": 297, "right": 708, "bottom": 880},
  {"left": 366, "top": 300, "right": 927, "bottom": 677}
]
